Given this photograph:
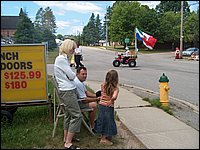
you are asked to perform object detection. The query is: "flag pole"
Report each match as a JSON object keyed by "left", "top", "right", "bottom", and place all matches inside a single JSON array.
[{"left": 135, "top": 27, "right": 138, "bottom": 55}]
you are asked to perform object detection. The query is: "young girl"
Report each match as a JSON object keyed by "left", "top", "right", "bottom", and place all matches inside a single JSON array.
[{"left": 94, "top": 70, "right": 119, "bottom": 146}]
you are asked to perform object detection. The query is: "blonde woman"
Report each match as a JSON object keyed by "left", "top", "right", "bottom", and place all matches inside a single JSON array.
[{"left": 54, "top": 39, "right": 82, "bottom": 149}]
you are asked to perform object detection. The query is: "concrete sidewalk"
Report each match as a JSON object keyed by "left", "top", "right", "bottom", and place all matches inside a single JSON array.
[{"left": 86, "top": 80, "right": 199, "bottom": 149}]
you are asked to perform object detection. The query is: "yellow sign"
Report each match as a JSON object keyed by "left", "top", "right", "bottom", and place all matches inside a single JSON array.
[{"left": 1, "top": 44, "right": 48, "bottom": 103}]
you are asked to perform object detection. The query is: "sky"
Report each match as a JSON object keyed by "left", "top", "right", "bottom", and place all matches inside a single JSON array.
[{"left": 1, "top": 1, "right": 199, "bottom": 36}]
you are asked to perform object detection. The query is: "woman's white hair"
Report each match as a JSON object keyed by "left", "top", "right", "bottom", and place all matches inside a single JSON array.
[{"left": 59, "top": 39, "right": 77, "bottom": 56}]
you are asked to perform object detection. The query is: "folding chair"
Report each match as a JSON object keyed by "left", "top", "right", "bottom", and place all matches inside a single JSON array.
[{"left": 51, "top": 76, "right": 95, "bottom": 137}]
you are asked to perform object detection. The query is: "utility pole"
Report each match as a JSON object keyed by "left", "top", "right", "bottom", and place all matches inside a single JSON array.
[
  {"left": 81, "top": 22, "right": 84, "bottom": 45},
  {"left": 104, "top": 9, "right": 109, "bottom": 50},
  {"left": 180, "top": 1, "right": 184, "bottom": 59},
  {"left": 105, "top": 13, "right": 108, "bottom": 49}
]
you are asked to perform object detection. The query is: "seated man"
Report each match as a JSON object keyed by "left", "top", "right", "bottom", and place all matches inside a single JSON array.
[
  {"left": 122, "top": 50, "right": 130, "bottom": 64},
  {"left": 122, "top": 47, "right": 130, "bottom": 64},
  {"left": 125, "top": 47, "right": 130, "bottom": 56},
  {"left": 74, "top": 66, "right": 100, "bottom": 129}
]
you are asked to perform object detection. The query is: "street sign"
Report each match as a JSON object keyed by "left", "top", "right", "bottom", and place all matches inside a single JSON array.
[
  {"left": 1, "top": 44, "right": 48, "bottom": 103},
  {"left": 125, "top": 38, "right": 130, "bottom": 44}
]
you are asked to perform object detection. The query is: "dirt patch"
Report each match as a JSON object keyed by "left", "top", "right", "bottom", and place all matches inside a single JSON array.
[{"left": 116, "top": 120, "right": 147, "bottom": 149}]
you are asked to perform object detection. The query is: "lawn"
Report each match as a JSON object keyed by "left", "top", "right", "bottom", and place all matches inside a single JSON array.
[{"left": 46, "top": 49, "right": 59, "bottom": 64}]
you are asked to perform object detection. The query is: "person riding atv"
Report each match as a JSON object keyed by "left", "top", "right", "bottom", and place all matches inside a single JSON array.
[
  {"left": 122, "top": 47, "right": 130, "bottom": 63},
  {"left": 113, "top": 47, "right": 137, "bottom": 67}
]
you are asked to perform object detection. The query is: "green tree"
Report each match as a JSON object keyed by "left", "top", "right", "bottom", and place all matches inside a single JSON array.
[
  {"left": 13, "top": 8, "right": 35, "bottom": 44},
  {"left": 42, "top": 29, "right": 57, "bottom": 51},
  {"left": 34, "top": 7, "right": 57, "bottom": 49},
  {"left": 41, "top": 7, "right": 57, "bottom": 33},
  {"left": 155, "top": 1, "right": 190, "bottom": 14},
  {"left": 42, "top": 29, "right": 57, "bottom": 50},
  {"left": 109, "top": 1, "right": 143, "bottom": 45},
  {"left": 154, "top": 1, "right": 198, "bottom": 49},
  {"left": 184, "top": 11, "right": 199, "bottom": 47},
  {"left": 82, "top": 13, "right": 97, "bottom": 45},
  {"left": 157, "top": 11, "right": 180, "bottom": 48},
  {"left": 82, "top": 25, "right": 91, "bottom": 45},
  {"left": 108, "top": 1, "right": 198, "bottom": 50},
  {"left": 34, "top": 8, "right": 43, "bottom": 43},
  {"left": 95, "top": 14, "right": 102, "bottom": 42},
  {"left": 56, "top": 34, "right": 64, "bottom": 40}
]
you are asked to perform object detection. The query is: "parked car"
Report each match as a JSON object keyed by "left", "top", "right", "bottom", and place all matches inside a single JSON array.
[{"left": 182, "top": 47, "right": 199, "bottom": 56}]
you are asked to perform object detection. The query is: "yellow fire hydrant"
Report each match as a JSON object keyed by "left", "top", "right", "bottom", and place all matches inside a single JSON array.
[{"left": 159, "top": 73, "right": 170, "bottom": 106}]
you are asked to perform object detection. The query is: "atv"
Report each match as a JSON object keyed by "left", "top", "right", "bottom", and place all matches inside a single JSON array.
[{"left": 113, "top": 53, "right": 137, "bottom": 67}]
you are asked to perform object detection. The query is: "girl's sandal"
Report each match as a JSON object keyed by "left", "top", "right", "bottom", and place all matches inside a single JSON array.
[{"left": 99, "top": 139, "right": 113, "bottom": 146}]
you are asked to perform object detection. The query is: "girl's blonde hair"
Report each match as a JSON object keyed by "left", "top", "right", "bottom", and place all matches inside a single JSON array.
[
  {"left": 104, "top": 70, "right": 119, "bottom": 96},
  {"left": 59, "top": 39, "right": 77, "bottom": 57}
]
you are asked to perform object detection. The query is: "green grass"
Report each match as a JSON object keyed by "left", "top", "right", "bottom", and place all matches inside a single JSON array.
[
  {"left": 46, "top": 50, "right": 59, "bottom": 64},
  {"left": 143, "top": 98, "right": 173, "bottom": 115},
  {"left": 1, "top": 77, "right": 125, "bottom": 149},
  {"left": 1, "top": 106, "right": 53, "bottom": 149}
]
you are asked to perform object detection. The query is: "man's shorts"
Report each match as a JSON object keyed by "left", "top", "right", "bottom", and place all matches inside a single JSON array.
[{"left": 78, "top": 100, "right": 90, "bottom": 110}]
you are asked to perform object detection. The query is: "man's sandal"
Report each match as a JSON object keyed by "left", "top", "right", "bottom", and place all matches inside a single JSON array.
[
  {"left": 64, "top": 144, "right": 80, "bottom": 149},
  {"left": 64, "top": 137, "right": 80, "bottom": 143}
]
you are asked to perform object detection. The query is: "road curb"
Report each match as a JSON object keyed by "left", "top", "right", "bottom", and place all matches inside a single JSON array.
[{"left": 120, "top": 83, "right": 199, "bottom": 114}]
